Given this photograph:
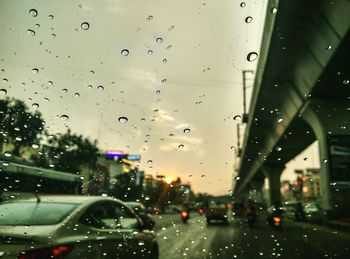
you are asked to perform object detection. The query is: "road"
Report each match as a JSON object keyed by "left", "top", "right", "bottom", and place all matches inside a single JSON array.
[{"left": 153, "top": 213, "right": 350, "bottom": 259}]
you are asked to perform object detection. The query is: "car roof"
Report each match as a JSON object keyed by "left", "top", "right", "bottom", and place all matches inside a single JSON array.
[
  {"left": 5, "top": 194, "right": 119, "bottom": 204},
  {"left": 125, "top": 201, "right": 144, "bottom": 207}
]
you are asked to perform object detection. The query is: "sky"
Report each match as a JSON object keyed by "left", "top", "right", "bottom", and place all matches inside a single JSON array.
[{"left": 0, "top": 0, "right": 320, "bottom": 195}]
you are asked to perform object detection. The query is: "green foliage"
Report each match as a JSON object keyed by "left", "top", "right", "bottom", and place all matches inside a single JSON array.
[{"left": 0, "top": 98, "right": 44, "bottom": 155}]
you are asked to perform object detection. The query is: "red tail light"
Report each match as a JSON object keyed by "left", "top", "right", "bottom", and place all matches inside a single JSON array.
[
  {"left": 199, "top": 209, "right": 204, "bottom": 214},
  {"left": 273, "top": 217, "right": 281, "bottom": 223},
  {"left": 18, "top": 245, "right": 73, "bottom": 259}
]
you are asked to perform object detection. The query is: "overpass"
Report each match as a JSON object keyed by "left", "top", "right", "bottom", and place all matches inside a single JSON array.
[{"left": 233, "top": 0, "right": 350, "bottom": 218}]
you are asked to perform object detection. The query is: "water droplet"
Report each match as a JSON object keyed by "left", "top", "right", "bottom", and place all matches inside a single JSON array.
[
  {"left": 201, "top": 175, "right": 206, "bottom": 178},
  {"left": 15, "top": 137, "right": 22, "bottom": 141},
  {"left": 276, "top": 146, "right": 282, "bottom": 151},
  {"left": 118, "top": 116, "right": 128, "bottom": 123},
  {"left": 147, "top": 50, "right": 153, "bottom": 55},
  {"left": 161, "top": 78, "right": 167, "bottom": 83},
  {"left": 32, "top": 103, "right": 39, "bottom": 109},
  {"left": 163, "top": 58, "right": 168, "bottom": 63},
  {"left": 121, "top": 49, "right": 129, "bottom": 56},
  {"left": 27, "top": 29, "right": 35, "bottom": 36},
  {"left": 2, "top": 78, "right": 8, "bottom": 82},
  {"left": 245, "top": 16, "right": 253, "bottom": 23},
  {"left": 156, "top": 37, "right": 163, "bottom": 43},
  {"left": 271, "top": 7, "right": 278, "bottom": 14},
  {"left": 51, "top": 33, "right": 56, "bottom": 38},
  {"left": 146, "top": 15, "right": 153, "bottom": 21},
  {"left": 4, "top": 151, "right": 12, "bottom": 157},
  {"left": 62, "top": 88, "right": 68, "bottom": 93},
  {"left": 342, "top": 79, "right": 349, "bottom": 85},
  {"left": 183, "top": 128, "right": 190, "bottom": 134},
  {"left": 48, "top": 15, "right": 54, "bottom": 20},
  {"left": 138, "top": 241, "right": 145, "bottom": 246},
  {"left": 277, "top": 118, "right": 283, "bottom": 123},
  {"left": 74, "top": 92, "right": 80, "bottom": 97},
  {"left": 247, "top": 52, "right": 258, "bottom": 62},
  {"left": 240, "top": 2, "right": 246, "bottom": 8},
  {"left": 88, "top": 84, "right": 93, "bottom": 89},
  {"left": 48, "top": 81, "right": 53, "bottom": 87},
  {"left": 97, "top": 85, "right": 104, "bottom": 91},
  {"left": 156, "top": 90, "right": 161, "bottom": 94},
  {"left": 169, "top": 133, "right": 174, "bottom": 137},
  {"left": 325, "top": 44, "right": 332, "bottom": 50},
  {"left": 60, "top": 115, "right": 69, "bottom": 121},
  {"left": 81, "top": 22, "right": 90, "bottom": 30},
  {"left": 178, "top": 144, "right": 184, "bottom": 149},
  {"left": 148, "top": 160, "right": 153, "bottom": 164},
  {"left": 35, "top": 23, "right": 40, "bottom": 28},
  {"left": 32, "top": 68, "right": 39, "bottom": 74},
  {"left": 322, "top": 159, "right": 328, "bottom": 164},
  {"left": 29, "top": 9, "right": 38, "bottom": 17},
  {"left": 32, "top": 144, "right": 39, "bottom": 149},
  {"left": 233, "top": 115, "right": 241, "bottom": 120},
  {"left": 235, "top": 176, "right": 241, "bottom": 181},
  {"left": 0, "top": 89, "right": 7, "bottom": 95}
]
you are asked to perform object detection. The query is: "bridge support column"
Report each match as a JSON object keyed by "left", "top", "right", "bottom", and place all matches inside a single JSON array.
[
  {"left": 302, "top": 99, "right": 350, "bottom": 216},
  {"left": 262, "top": 164, "right": 285, "bottom": 207}
]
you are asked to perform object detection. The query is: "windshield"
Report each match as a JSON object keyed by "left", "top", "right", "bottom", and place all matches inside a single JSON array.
[
  {"left": 0, "top": 0, "right": 349, "bottom": 258},
  {"left": 0, "top": 202, "right": 78, "bottom": 225}
]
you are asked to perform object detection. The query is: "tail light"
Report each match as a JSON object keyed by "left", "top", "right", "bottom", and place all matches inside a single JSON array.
[
  {"left": 198, "top": 209, "right": 204, "bottom": 214},
  {"left": 18, "top": 245, "right": 73, "bottom": 259},
  {"left": 273, "top": 217, "right": 281, "bottom": 223},
  {"left": 181, "top": 211, "right": 188, "bottom": 217}
]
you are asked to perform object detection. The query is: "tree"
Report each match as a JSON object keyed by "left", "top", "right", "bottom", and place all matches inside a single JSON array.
[
  {"left": 0, "top": 98, "right": 44, "bottom": 155},
  {"left": 33, "top": 129, "right": 99, "bottom": 174}
]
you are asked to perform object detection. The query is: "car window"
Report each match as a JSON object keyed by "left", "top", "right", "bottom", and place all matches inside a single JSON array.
[
  {"left": 114, "top": 202, "right": 139, "bottom": 229},
  {"left": 80, "top": 201, "right": 117, "bottom": 229},
  {"left": 0, "top": 202, "right": 78, "bottom": 225}
]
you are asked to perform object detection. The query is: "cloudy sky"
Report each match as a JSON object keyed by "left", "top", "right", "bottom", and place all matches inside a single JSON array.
[{"left": 0, "top": 0, "right": 319, "bottom": 195}]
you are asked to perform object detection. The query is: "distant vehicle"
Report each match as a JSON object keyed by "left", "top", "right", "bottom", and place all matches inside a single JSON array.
[
  {"left": 303, "top": 202, "right": 324, "bottom": 222},
  {"left": 0, "top": 195, "right": 159, "bottom": 259},
  {"left": 125, "top": 201, "right": 155, "bottom": 230},
  {"left": 180, "top": 209, "right": 190, "bottom": 224},
  {"left": 0, "top": 160, "right": 82, "bottom": 200},
  {"left": 266, "top": 205, "right": 284, "bottom": 229},
  {"left": 205, "top": 200, "right": 228, "bottom": 224}
]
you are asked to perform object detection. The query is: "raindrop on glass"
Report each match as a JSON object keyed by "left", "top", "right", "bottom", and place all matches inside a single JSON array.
[
  {"left": 60, "top": 115, "right": 69, "bottom": 121},
  {"left": 81, "top": 22, "right": 90, "bottom": 30},
  {"left": 245, "top": 16, "right": 253, "bottom": 23},
  {"left": 183, "top": 128, "right": 190, "bottom": 134},
  {"left": 62, "top": 88, "right": 68, "bottom": 93},
  {"left": 156, "top": 37, "right": 163, "bottom": 44},
  {"left": 74, "top": 92, "right": 80, "bottom": 97},
  {"left": 27, "top": 29, "right": 35, "bottom": 36},
  {"left": 342, "top": 79, "right": 349, "bottom": 85},
  {"left": 121, "top": 49, "right": 129, "bottom": 56},
  {"left": 118, "top": 116, "right": 128, "bottom": 123},
  {"left": 35, "top": 23, "right": 40, "bottom": 28},
  {"left": 277, "top": 118, "right": 283, "bottom": 123},
  {"left": 0, "top": 89, "right": 7, "bottom": 95},
  {"left": 235, "top": 176, "right": 241, "bottom": 181},
  {"left": 32, "top": 68, "right": 39, "bottom": 74},
  {"left": 29, "top": 9, "right": 38, "bottom": 17},
  {"left": 240, "top": 2, "right": 246, "bottom": 8},
  {"left": 148, "top": 50, "right": 153, "bottom": 55},
  {"left": 48, "top": 81, "right": 53, "bottom": 87},
  {"left": 48, "top": 15, "right": 54, "bottom": 20},
  {"left": 97, "top": 85, "right": 104, "bottom": 91},
  {"left": 271, "top": 7, "right": 277, "bottom": 14},
  {"left": 4, "top": 151, "right": 12, "bottom": 157},
  {"left": 32, "top": 103, "right": 39, "bottom": 109},
  {"left": 146, "top": 15, "right": 153, "bottom": 21},
  {"left": 161, "top": 78, "right": 167, "bottom": 83},
  {"left": 156, "top": 90, "right": 161, "bottom": 94},
  {"left": 201, "top": 175, "right": 206, "bottom": 178},
  {"left": 32, "top": 143, "right": 39, "bottom": 149},
  {"left": 178, "top": 144, "right": 184, "bottom": 149},
  {"left": 163, "top": 59, "right": 167, "bottom": 63},
  {"left": 247, "top": 52, "right": 258, "bottom": 62},
  {"left": 325, "top": 44, "right": 332, "bottom": 50},
  {"left": 233, "top": 115, "right": 241, "bottom": 120},
  {"left": 148, "top": 160, "right": 153, "bottom": 164}
]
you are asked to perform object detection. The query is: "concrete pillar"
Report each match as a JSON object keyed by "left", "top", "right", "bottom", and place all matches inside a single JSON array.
[
  {"left": 301, "top": 99, "right": 350, "bottom": 216},
  {"left": 262, "top": 164, "right": 285, "bottom": 207}
]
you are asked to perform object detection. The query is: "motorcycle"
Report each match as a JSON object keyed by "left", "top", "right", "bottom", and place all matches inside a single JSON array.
[
  {"left": 181, "top": 210, "right": 190, "bottom": 224},
  {"left": 267, "top": 206, "right": 283, "bottom": 229}
]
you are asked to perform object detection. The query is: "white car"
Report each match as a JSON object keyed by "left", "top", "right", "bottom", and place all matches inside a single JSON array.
[{"left": 0, "top": 195, "right": 159, "bottom": 259}]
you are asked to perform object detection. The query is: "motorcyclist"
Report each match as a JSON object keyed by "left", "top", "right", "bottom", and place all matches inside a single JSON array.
[{"left": 266, "top": 203, "right": 284, "bottom": 226}]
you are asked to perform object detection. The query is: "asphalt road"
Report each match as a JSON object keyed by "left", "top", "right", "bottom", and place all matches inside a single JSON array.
[{"left": 153, "top": 213, "right": 350, "bottom": 259}]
